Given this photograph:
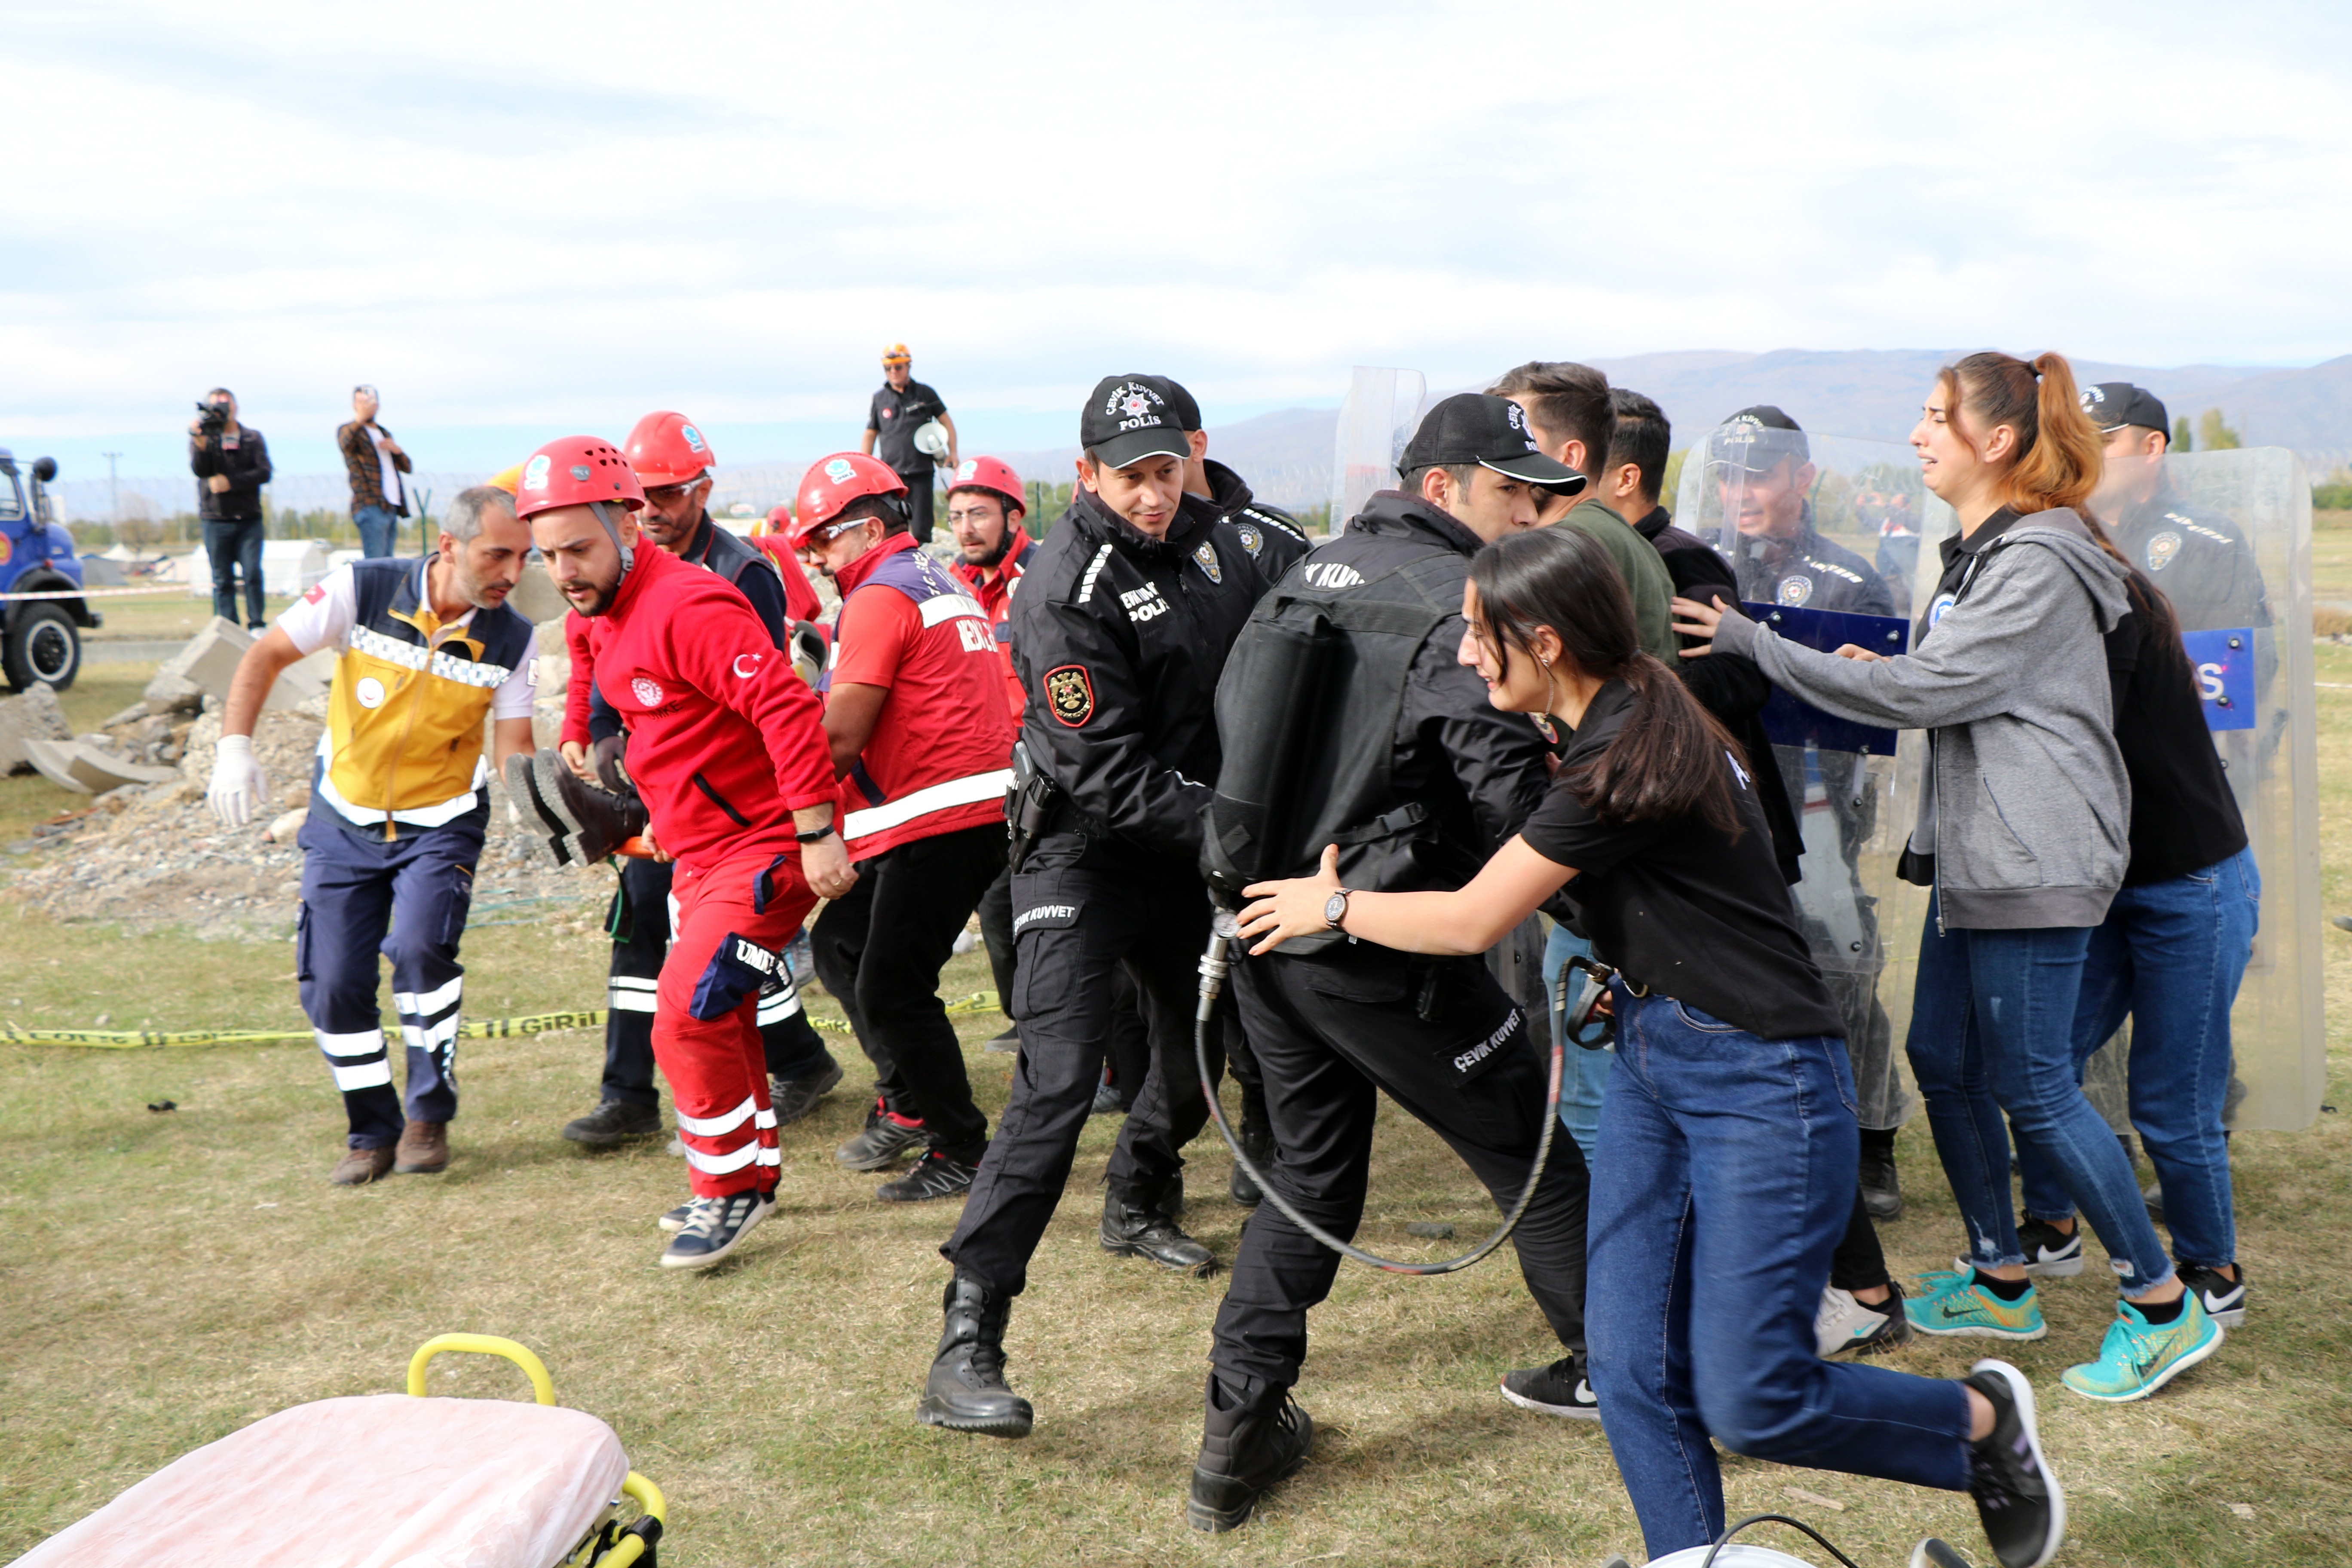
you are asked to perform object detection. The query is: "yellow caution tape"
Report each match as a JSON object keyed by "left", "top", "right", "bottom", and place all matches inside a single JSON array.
[{"left": 0, "top": 993, "right": 1003, "bottom": 1050}]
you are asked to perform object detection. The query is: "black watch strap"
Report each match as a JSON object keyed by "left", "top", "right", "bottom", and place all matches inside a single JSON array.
[{"left": 794, "top": 822, "right": 837, "bottom": 843}]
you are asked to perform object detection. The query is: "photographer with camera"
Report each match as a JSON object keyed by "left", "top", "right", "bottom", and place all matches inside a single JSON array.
[{"left": 188, "top": 388, "right": 274, "bottom": 630}]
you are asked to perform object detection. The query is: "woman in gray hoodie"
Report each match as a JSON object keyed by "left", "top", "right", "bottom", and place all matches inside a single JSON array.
[{"left": 1674, "top": 352, "right": 2220, "bottom": 1408}]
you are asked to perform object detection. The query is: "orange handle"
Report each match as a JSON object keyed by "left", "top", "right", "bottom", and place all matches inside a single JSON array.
[{"left": 615, "top": 837, "right": 654, "bottom": 858}]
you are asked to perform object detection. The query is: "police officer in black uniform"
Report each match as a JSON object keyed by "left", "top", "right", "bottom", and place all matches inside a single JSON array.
[
  {"left": 1158, "top": 375, "right": 1313, "bottom": 1203},
  {"left": 2082, "top": 381, "right": 2275, "bottom": 699},
  {"left": 1701, "top": 401, "right": 1911, "bottom": 1216},
  {"left": 920, "top": 374, "right": 1288, "bottom": 1440},
  {"left": 1712, "top": 406, "right": 1896, "bottom": 616},
  {"left": 1181, "top": 394, "right": 1597, "bottom": 1531},
  {"left": 556, "top": 453, "right": 839, "bottom": 1150},
  {"left": 1159, "top": 377, "right": 1314, "bottom": 574}
]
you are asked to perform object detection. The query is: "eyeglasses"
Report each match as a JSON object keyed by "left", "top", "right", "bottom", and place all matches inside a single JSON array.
[{"left": 643, "top": 481, "right": 703, "bottom": 506}]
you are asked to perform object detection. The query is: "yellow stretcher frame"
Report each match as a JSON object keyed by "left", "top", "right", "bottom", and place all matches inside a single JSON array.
[{"left": 405, "top": 1334, "right": 666, "bottom": 1568}]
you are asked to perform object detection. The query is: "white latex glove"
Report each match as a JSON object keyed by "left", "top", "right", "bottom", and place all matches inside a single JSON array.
[{"left": 207, "top": 734, "right": 270, "bottom": 828}]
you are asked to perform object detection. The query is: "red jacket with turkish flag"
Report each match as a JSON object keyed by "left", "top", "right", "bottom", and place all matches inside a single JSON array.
[{"left": 584, "top": 544, "right": 836, "bottom": 871}]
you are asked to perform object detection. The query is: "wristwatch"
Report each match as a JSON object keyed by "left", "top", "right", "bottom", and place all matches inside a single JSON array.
[
  {"left": 795, "top": 822, "right": 837, "bottom": 843},
  {"left": 1322, "top": 887, "right": 1353, "bottom": 931}
]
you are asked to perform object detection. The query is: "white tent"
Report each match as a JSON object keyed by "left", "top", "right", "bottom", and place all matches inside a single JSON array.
[{"left": 173, "top": 540, "right": 331, "bottom": 598}]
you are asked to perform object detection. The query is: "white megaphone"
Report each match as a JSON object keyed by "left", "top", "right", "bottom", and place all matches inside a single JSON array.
[
  {"left": 1631, "top": 1528, "right": 1978, "bottom": 1568},
  {"left": 913, "top": 419, "right": 951, "bottom": 462}
]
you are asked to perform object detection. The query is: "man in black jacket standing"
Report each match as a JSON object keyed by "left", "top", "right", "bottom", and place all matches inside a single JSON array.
[
  {"left": 920, "top": 374, "right": 1286, "bottom": 1440},
  {"left": 1182, "top": 394, "right": 1596, "bottom": 1531},
  {"left": 188, "top": 388, "right": 273, "bottom": 630}
]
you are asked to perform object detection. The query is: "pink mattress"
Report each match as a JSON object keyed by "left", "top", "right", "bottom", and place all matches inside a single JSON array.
[{"left": 14, "top": 1394, "right": 631, "bottom": 1568}]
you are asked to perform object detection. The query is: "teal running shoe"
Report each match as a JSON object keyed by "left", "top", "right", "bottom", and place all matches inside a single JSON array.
[
  {"left": 2060, "top": 1293, "right": 2222, "bottom": 1403},
  {"left": 1907, "top": 1269, "right": 2048, "bottom": 1340}
]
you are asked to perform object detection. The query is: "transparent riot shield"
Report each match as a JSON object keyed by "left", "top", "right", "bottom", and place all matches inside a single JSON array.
[
  {"left": 1327, "top": 367, "right": 1427, "bottom": 530},
  {"left": 2080, "top": 446, "right": 2324, "bottom": 1132},
  {"left": 1674, "top": 425, "right": 1949, "bottom": 1128}
]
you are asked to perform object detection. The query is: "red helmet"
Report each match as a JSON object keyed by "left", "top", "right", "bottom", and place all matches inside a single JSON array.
[
  {"left": 622, "top": 410, "right": 716, "bottom": 490},
  {"left": 756, "top": 503, "right": 793, "bottom": 539},
  {"left": 513, "top": 435, "right": 644, "bottom": 521},
  {"left": 790, "top": 453, "right": 906, "bottom": 548},
  {"left": 945, "top": 455, "right": 1025, "bottom": 517}
]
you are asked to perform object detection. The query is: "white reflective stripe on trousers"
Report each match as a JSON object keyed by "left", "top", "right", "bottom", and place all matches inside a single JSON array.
[
  {"left": 843, "top": 768, "right": 1013, "bottom": 842},
  {"left": 676, "top": 1094, "right": 758, "bottom": 1138}
]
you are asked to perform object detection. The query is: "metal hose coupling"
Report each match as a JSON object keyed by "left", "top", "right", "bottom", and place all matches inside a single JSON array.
[{"left": 1197, "top": 909, "right": 1238, "bottom": 1022}]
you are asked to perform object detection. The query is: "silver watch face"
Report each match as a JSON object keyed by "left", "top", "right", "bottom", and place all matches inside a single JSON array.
[{"left": 1324, "top": 891, "right": 1348, "bottom": 925}]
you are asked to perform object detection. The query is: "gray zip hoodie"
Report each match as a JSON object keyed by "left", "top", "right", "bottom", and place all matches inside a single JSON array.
[{"left": 1709, "top": 508, "right": 2132, "bottom": 929}]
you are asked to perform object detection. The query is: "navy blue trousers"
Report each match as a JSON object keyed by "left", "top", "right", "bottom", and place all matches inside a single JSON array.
[{"left": 296, "top": 801, "right": 483, "bottom": 1148}]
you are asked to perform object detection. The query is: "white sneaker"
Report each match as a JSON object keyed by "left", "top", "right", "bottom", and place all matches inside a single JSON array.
[{"left": 1818, "top": 1285, "right": 1895, "bottom": 1357}]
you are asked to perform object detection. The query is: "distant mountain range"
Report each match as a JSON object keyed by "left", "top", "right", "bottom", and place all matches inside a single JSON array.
[{"left": 998, "top": 349, "right": 2352, "bottom": 512}]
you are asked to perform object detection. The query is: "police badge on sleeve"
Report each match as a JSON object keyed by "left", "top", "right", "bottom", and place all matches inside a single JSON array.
[{"left": 1044, "top": 664, "right": 1096, "bottom": 727}]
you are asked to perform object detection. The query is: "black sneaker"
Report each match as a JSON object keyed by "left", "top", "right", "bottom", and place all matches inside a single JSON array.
[
  {"left": 1090, "top": 1079, "right": 1126, "bottom": 1117},
  {"left": 1859, "top": 1127, "right": 1904, "bottom": 1221},
  {"left": 770, "top": 1061, "right": 843, "bottom": 1126},
  {"left": 1498, "top": 1354, "right": 1601, "bottom": 1421},
  {"left": 1964, "top": 1359, "right": 2065, "bottom": 1568},
  {"left": 836, "top": 1100, "right": 927, "bottom": 1170},
  {"left": 877, "top": 1150, "right": 980, "bottom": 1203},
  {"left": 658, "top": 1189, "right": 773, "bottom": 1271},
  {"left": 1187, "top": 1377, "right": 1314, "bottom": 1533},
  {"left": 1101, "top": 1192, "right": 1215, "bottom": 1275},
  {"left": 561, "top": 1098, "right": 662, "bottom": 1146},
  {"left": 2016, "top": 1216, "right": 2085, "bottom": 1279},
  {"left": 983, "top": 1026, "right": 1020, "bottom": 1055},
  {"left": 2176, "top": 1261, "right": 2247, "bottom": 1329}
]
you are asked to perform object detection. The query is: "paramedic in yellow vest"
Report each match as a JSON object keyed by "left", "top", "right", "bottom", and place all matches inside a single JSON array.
[{"left": 208, "top": 486, "right": 540, "bottom": 1185}]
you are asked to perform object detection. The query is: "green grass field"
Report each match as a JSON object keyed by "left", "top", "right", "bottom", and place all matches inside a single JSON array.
[{"left": 1, "top": 524, "right": 2349, "bottom": 1565}]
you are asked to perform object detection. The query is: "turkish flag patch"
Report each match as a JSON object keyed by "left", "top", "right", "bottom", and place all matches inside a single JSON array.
[{"left": 1043, "top": 664, "right": 1095, "bottom": 727}]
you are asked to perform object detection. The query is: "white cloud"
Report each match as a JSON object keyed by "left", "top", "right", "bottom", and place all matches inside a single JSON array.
[{"left": 6, "top": 0, "right": 2351, "bottom": 464}]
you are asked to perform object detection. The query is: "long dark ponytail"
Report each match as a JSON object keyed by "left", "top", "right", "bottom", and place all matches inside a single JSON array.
[{"left": 1470, "top": 527, "right": 1745, "bottom": 836}]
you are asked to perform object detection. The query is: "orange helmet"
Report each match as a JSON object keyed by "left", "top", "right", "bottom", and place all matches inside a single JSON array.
[
  {"left": 881, "top": 342, "right": 912, "bottom": 366},
  {"left": 484, "top": 461, "right": 524, "bottom": 495}
]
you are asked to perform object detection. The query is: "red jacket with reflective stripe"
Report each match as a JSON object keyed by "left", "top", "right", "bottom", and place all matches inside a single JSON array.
[
  {"left": 583, "top": 545, "right": 836, "bottom": 871},
  {"left": 828, "top": 534, "right": 1015, "bottom": 861}
]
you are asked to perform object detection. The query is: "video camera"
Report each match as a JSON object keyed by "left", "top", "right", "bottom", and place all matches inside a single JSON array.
[{"left": 193, "top": 398, "right": 230, "bottom": 437}]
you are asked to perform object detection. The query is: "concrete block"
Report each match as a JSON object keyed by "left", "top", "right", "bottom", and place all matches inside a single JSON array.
[
  {"left": 509, "top": 567, "right": 567, "bottom": 626},
  {"left": 24, "top": 738, "right": 178, "bottom": 794},
  {"left": 158, "top": 618, "right": 254, "bottom": 701},
  {"left": 263, "top": 647, "right": 335, "bottom": 713},
  {"left": 0, "top": 682, "right": 74, "bottom": 774}
]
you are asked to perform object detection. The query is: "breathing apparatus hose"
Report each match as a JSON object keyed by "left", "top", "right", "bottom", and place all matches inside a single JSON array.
[{"left": 1194, "top": 911, "right": 1616, "bottom": 1276}]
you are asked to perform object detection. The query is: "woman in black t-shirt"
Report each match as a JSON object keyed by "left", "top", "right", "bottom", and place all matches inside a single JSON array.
[
  {"left": 1236, "top": 527, "right": 2061, "bottom": 1568},
  {"left": 2011, "top": 537, "right": 2257, "bottom": 1325}
]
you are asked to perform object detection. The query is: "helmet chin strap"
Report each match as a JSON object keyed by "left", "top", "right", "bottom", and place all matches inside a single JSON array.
[{"left": 589, "top": 499, "right": 635, "bottom": 574}]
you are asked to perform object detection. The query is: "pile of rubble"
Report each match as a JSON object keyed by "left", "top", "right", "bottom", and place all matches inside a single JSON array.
[{"left": 1, "top": 619, "right": 609, "bottom": 941}]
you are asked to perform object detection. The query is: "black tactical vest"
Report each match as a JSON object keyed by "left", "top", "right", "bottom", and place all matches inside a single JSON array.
[{"left": 1204, "top": 523, "right": 1470, "bottom": 948}]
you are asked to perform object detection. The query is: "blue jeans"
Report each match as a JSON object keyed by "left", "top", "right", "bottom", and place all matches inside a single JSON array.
[
  {"left": 2017, "top": 848, "right": 2259, "bottom": 1268},
  {"left": 1589, "top": 987, "right": 1970, "bottom": 1556},
  {"left": 1542, "top": 923, "right": 1614, "bottom": 1164},
  {"left": 354, "top": 503, "right": 400, "bottom": 558},
  {"left": 1905, "top": 894, "right": 2176, "bottom": 1294},
  {"left": 204, "top": 518, "right": 266, "bottom": 628}
]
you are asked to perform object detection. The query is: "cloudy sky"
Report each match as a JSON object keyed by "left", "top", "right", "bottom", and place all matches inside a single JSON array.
[{"left": 8, "top": 1, "right": 2351, "bottom": 479}]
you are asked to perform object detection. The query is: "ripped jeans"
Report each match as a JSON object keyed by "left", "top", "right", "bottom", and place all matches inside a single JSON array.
[{"left": 1904, "top": 893, "right": 2176, "bottom": 1295}]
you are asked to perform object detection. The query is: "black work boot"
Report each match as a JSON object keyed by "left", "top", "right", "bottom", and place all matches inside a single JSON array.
[
  {"left": 916, "top": 1273, "right": 1034, "bottom": 1438},
  {"left": 1187, "top": 1373, "right": 1314, "bottom": 1532},
  {"left": 1858, "top": 1124, "right": 1903, "bottom": 1220},
  {"left": 561, "top": 1098, "right": 663, "bottom": 1146},
  {"left": 1229, "top": 1084, "right": 1274, "bottom": 1207},
  {"left": 1102, "top": 1188, "right": 1214, "bottom": 1276}
]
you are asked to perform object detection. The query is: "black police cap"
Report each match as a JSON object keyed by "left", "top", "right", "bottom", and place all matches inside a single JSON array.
[
  {"left": 1081, "top": 375, "right": 1192, "bottom": 468},
  {"left": 2080, "top": 381, "right": 2170, "bottom": 436},
  {"left": 1400, "top": 393, "right": 1587, "bottom": 493},
  {"left": 1158, "top": 377, "right": 1205, "bottom": 433},
  {"left": 1707, "top": 404, "right": 1810, "bottom": 472}
]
